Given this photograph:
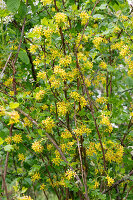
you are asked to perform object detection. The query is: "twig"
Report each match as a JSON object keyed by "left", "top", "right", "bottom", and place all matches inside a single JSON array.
[{"left": 0, "top": 52, "right": 12, "bottom": 79}]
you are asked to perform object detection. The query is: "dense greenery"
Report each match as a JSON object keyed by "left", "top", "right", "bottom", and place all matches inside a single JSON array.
[{"left": 0, "top": 0, "right": 133, "bottom": 199}]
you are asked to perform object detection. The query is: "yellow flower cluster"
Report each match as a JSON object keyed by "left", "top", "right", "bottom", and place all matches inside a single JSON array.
[
  {"left": 4, "top": 77, "right": 13, "bottom": 86},
  {"left": 33, "top": 57, "right": 42, "bottom": 67},
  {"left": 111, "top": 41, "right": 124, "bottom": 50},
  {"left": 67, "top": 68, "right": 79, "bottom": 82},
  {"left": 65, "top": 169, "right": 76, "bottom": 180},
  {"left": 73, "top": 125, "right": 91, "bottom": 137},
  {"left": 94, "top": 180, "right": 100, "bottom": 189},
  {"left": 59, "top": 55, "right": 72, "bottom": 67},
  {"left": 8, "top": 111, "right": 20, "bottom": 125},
  {"left": 35, "top": 90, "right": 45, "bottom": 100},
  {"left": 49, "top": 75, "right": 60, "bottom": 88},
  {"left": 70, "top": 91, "right": 80, "bottom": 101},
  {"left": 86, "top": 142, "right": 97, "bottom": 156},
  {"left": 5, "top": 136, "right": 12, "bottom": 144},
  {"left": 120, "top": 15, "right": 128, "bottom": 21},
  {"left": 120, "top": 45, "right": 129, "bottom": 57},
  {"left": 12, "top": 134, "right": 22, "bottom": 143},
  {"left": 31, "top": 172, "right": 41, "bottom": 182},
  {"left": 47, "top": 144, "right": 53, "bottom": 151},
  {"left": 55, "top": 12, "right": 67, "bottom": 24},
  {"left": 99, "top": 61, "right": 107, "bottom": 69},
  {"left": 40, "top": 183, "right": 46, "bottom": 190},
  {"left": 70, "top": 91, "right": 87, "bottom": 108},
  {"left": 105, "top": 140, "right": 124, "bottom": 163},
  {"left": 106, "top": 175, "right": 114, "bottom": 187},
  {"left": 0, "top": 106, "right": 5, "bottom": 116},
  {"left": 87, "top": 140, "right": 124, "bottom": 163},
  {"left": 18, "top": 153, "right": 25, "bottom": 161},
  {"left": 41, "top": 0, "right": 53, "bottom": 6},
  {"left": 32, "top": 25, "right": 42, "bottom": 38},
  {"left": 43, "top": 28, "right": 53, "bottom": 38},
  {"left": 93, "top": 37, "right": 106, "bottom": 49},
  {"left": 61, "top": 129, "right": 72, "bottom": 139},
  {"left": 29, "top": 44, "right": 38, "bottom": 54},
  {"left": 17, "top": 196, "right": 33, "bottom": 200},
  {"left": 80, "top": 11, "right": 90, "bottom": 25},
  {"left": 42, "top": 117, "right": 55, "bottom": 132},
  {"left": 52, "top": 150, "right": 62, "bottom": 166},
  {"left": 23, "top": 117, "right": 32, "bottom": 127},
  {"left": 96, "top": 97, "right": 107, "bottom": 104},
  {"left": 125, "top": 57, "right": 133, "bottom": 77},
  {"left": 77, "top": 52, "right": 87, "bottom": 62},
  {"left": 37, "top": 71, "right": 46, "bottom": 80},
  {"left": 54, "top": 65, "right": 67, "bottom": 79},
  {"left": 41, "top": 104, "right": 48, "bottom": 110},
  {"left": 57, "top": 101, "right": 68, "bottom": 116},
  {"left": 84, "top": 61, "right": 93, "bottom": 70},
  {"left": 32, "top": 141, "right": 44, "bottom": 153},
  {"left": 100, "top": 114, "right": 113, "bottom": 133}
]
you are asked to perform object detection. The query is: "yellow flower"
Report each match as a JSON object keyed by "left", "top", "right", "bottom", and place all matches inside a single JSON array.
[
  {"left": 99, "top": 61, "right": 107, "bottom": 69},
  {"left": 40, "top": 183, "right": 46, "bottom": 190},
  {"left": 54, "top": 65, "right": 67, "bottom": 79},
  {"left": 40, "top": 0, "right": 53, "bottom": 6},
  {"left": 80, "top": 11, "right": 90, "bottom": 25},
  {"left": 59, "top": 55, "right": 72, "bottom": 67},
  {"left": 41, "top": 104, "right": 48, "bottom": 110},
  {"left": 29, "top": 45, "right": 38, "bottom": 54},
  {"left": 61, "top": 129, "right": 72, "bottom": 139},
  {"left": 12, "top": 134, "right": 22, "bottom": 143},
  {"left": 55, "top": 12, "right": 67, "bottom": 24},
  {"left": 57, "top": 101, "right": 68, "bottom": 116},
  {"left": 17, "top": 196, "right": 33, "bottom": 200},
  {"left": 32, "top": 141, "right": 44, "bottom": 153},
  {"left": 5, "top": 136, "right": 12, "bottom": 144},
  {"left": 37, "top": 71, "right": 46, "bottom": 80},
  {"left": 94, "top": 180, "right": 99, "bottom": 189},
  {"left": 18, "top": 153, "right": 25, "bottom": 161},
  {"left": 96, "top": 97, "right": 107, "bottom": 104},
  {"left": 8, "top": 111, "right": 20, "bottom": 124},
  {"left": 35, "top": 90, "right": 45, "bottom": 100},
  {"left": 106, "top": 176, "right": 114, "bottom": 187},
  {"left": 31, "top": 172, "right": 41, "bottom": 182},
  {"left": 65, "top": 169, "right": 76, "bottom": 180},
  {"left": 4, "top": 77, "right": 13, "bottom": 86},
  {"left": 42, "top": 117, "right": 55, "bottom": 133},
  {"left": 23, "top": 117, "right": 32, "bottom": 127},
  {"left": 93, "top": 37, "right": 103, "bottom": 49}
]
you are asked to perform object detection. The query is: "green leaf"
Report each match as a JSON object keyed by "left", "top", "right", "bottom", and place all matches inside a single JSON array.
[
  {"left": 7, "top": 0, "right": 20, "bottom": 12},
  {"left": 0, "top": 137, "right": 4, "bottom": 145},
  {"left": 4, "top": 145, "right": 14, "bottom": 152},
  {"left": 18, "top": 50, "right": 30, "bottom": 64},
  {"left": 93, "top": 14, "right": 104, "bottom": 19}
]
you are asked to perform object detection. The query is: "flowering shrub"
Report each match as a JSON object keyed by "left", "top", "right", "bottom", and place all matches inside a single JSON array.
[{"left": 0, "top": 0, "right": 133, "bottom": 199}]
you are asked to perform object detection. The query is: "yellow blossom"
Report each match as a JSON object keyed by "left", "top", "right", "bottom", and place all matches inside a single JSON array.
[
  {"left": 17, "top": 196, "right": 33, "bottom": 200},
  {"left": 40, "top": 183, "right": 46, "bottom": 190},
  {"left": 37, "top": 71, "right": 46, "bottom": 80},
  {"left": 4, "top": 77, "right": 13, "bottom": 86},
  {"left": 65, "top": 169, "right": 76, "bottom": 180},
  {"left": 23, "top": 117, "right": 32, "bottom": 127},
  {"left": 94, "top": 180, "right": 99, "bottom": 189},
  {"left": 93, "top": 37, "right": 104, "bottom": 49},
  {"left": 96, "top": 97, "right": 107, "bottom": 104},
  {"left": 18, "top": 153, "right": 25, "bottom": 161},
  {"left": 42, "top": 117, "right": 55, "bottom": 132},
  {"left": 31, "top": 172, "right": 41, "bottom": 182},
  {"left": 47, "top": 144, "right": 53, "bottom": 151},
  {"left": 49, "top": 75, "right": 60, "bottom": 89},
  {"left": 54, "top": 65, "right": 67, "bottom": 79},
  {"left": 35, "top": 90, "right": 45, "bottom": 100},
  {"left": 106, "top": 176, "right": 114, "bottom": 187},
  {"left": 32, "top": 141, "right": 44, "bottom": 153},
  {"left": 99, "top": 61, "right": 107, "bottom": 69},
  {"left": 29, "top": 45, "right": 38, "bottom": 54},
  {"left": 12, "top": 134, "right": 22, "bottom": 143},
  {"left": 61, "top": 129, "right": 72, "bottom": 139},
  {"left": 55, "top": 12, "right": 67, "bottom": 24},
  {"left": 41, "top": 104, "right": 48, "bottom": 110},
  {"left": 5, "top": 136, "right": 12, "bottom": 144},
  {"left": 120, "top": 45, "right": 129, "bottom": 57},
  {"left": 57, "top": 101, "right": 68, "bottom": 116},
  {"left": 59, "top": 55, "right": 72, "bottom": 66},
  {"left": 41, "top": 0, "right": 53, "bottom": 6},
  {"left": 73, "top": 125, "right": 91, "bottom": 137},
  {"left": 80, "top": 11, "right": 90, "bottom": 25}
]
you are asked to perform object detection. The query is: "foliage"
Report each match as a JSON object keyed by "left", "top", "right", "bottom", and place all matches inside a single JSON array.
[{"left": 0, "top": 0, "right": 133, "bottom": 199}]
